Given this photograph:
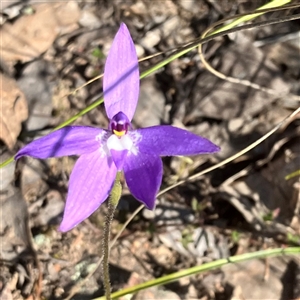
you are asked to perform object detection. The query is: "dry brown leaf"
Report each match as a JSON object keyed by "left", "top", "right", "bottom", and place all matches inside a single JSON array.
[
  {"left": 0, "top": 73, "right": 28, "bottom": 149},
  {"left": 0, "top": 1, "right": 80, "bottom": 63}
]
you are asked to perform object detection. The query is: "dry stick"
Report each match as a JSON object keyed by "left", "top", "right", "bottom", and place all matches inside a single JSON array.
[
  {"left": 199, "top": 44, "right": 300, "bottom": 102},
  {"left": 197, "top": 9, "right": 300, "bottom": 103},
  {"left": 64, "top": 12, "right": 300, "bottom": 300}
]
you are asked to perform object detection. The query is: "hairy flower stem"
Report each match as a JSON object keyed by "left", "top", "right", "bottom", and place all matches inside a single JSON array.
[{"left": 102, "top": 172, "right": 122, "bottom": 300}]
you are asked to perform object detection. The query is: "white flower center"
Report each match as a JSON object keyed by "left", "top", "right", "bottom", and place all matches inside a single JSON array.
[
  {"left": 96, "top": 131, "right": 140, "bottom": 158},
  {"left": 107, "top": 134, "right": 134, "bottom": 153}
]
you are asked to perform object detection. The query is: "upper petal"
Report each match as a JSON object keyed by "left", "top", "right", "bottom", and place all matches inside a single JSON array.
[
  {"left": 103, "top": 23, "right": 139, "bottom": 121},
  {"left": 15, "top": 126, "right": 105, "bottom": 159},
  {"left": 132, "top": 126, "right": 220, "bottom": 156},
  {"left": 59, "top": 151, "right": 117, "bottom": 231},
  {"left": 123, "top": 152, "right": 162, "bottom": 210}
]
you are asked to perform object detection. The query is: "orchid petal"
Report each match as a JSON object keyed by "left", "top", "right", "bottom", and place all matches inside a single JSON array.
[
  {"left": 15, "top": 126, "right": 105, "bottom": 160},
  {"left": 59, "top": 151, "right": 117, "bottom": 232},
  {"left": 106, "top": 134, "right": 134, "bottom": 170},
  {"left": 124, "top": 152, "right": 162, "bottom": 210},
  {"left": 132, "top": 126, "right": 220, "bottom": 156},
  {"left": 103, "top": 23, "right": 139, "bottom": 121},
  {"left": 110, "top": 149, "right": 128, "bottom": 170}
]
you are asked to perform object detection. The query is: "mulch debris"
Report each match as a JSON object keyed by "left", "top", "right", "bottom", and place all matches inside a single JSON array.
[{"left": 0, "top": 1, "right": 299, "bottom": 299}]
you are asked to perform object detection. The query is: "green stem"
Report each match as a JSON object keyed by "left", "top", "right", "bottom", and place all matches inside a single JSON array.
[{"left": 102, "top": 172, "right": 122, "bottom": 300}]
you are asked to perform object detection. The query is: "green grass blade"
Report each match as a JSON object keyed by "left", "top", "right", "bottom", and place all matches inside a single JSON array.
[
  {"left": 93, "top": 247, "right": 300, "bottom": 300},
  {"left": 285, "top": 169, "right": 300, "bottom": 180},
  {"left": 0, "top": 156, "right": 14, "bottom": 168},
  {"left": 54, "top": 98, "right": 104, "bottom": 130},
  {"left": 211, "top": 0, "right": 291, "bottom": 35}
]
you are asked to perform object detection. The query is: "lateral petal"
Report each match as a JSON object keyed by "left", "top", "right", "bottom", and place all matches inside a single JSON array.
[
  {"left": 132, "top": 126, "right": 220, "bottom": 156},
  {"left": 103, "top": 23, "right": 139, "bottom": 121},
  {"left": 59, "top": 151, "right": 117, "bottom": 232},
  {"left": 15, "top": 126, "right": 106, "bottom": 159},
  {"left": 124, "top": 152, "right": 162, "bottom": 210}
]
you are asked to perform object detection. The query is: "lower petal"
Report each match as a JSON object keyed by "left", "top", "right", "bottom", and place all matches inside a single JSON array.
[
  {"left": 110, "top": 149, "right": 128, "bottom": 170},
  {"left": 123, "top": 152, "right": 162, "bottom": 210},
  {"left": 59, "top": 151, "right": 117, "bottom": 231}
]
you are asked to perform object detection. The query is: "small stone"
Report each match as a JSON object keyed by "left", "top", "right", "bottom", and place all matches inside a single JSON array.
[
  {"left": 102, "top": 41, "right": 112, "bottom": 57},
  {"left": 228, "top": 118, "right": 244, "bottom": 133},
  {"left": 129, "top": 2, "right": 147, "bottom": 15},
  {"left": 148, "top": 245, "right": 176, "bottom": 267},
  {"left": 159, "top": 230, "right": 190, "bottom": 257},
  {"left": 2, "top": 3, "right": 23, "bottom": 19},
  {"left": 34, "top": 234, "right": 51, "bottom": 247},
  {"left": 135, "top": 44, "right": 145, "bottom": 58},
  {"left": 161, "top": 16, "right": 179, "bottom": 37},
  {"left": 36, "top": 190, "right": 64, "bottom": 227},
  {"left": 156, "top": 289, "right": 181, "bottom": 300},
  {"left": 135, "top": 78, "right": 165, "bottom": 127},
  {"left": 0, "top": 185, "right": 31, "bottom": 261},
  {"left": 0, "top": 73, "right": 28, "bottom": 149},
  {"left": 54, "top": 287, "right": 64, "bottom": 298},
  {"left": 135, "top": 287, "right": 181, "bottom": 300},
  {"left": 178, "top": 276, "right": 190, "bottom": 287},
  {"left": 222, "top": 258, "right": 290, "bottom": 299},
  {"left": 0, "top": 0, "right": 20, "bottom": 10},
  {"left": 84, "top": 65, "right": 99, "bottom": 79},
  {"left": 140, "top": 29, "right": 160, "bottom": 49},
  {"left": 79, "top": 10, "right": 102, "bottom": 29},
  {"left": 142, "top": 208, "right": 156, "bottom": 219},
  {"left": 126, "top": 271, "right": 143, "bottom": 287},
  {"left": 17, "top": 60, "right": 56, "bottom": 131},
  {"left": 179, "top": 0, "right": 195, "bottom": 12},
  {"left": 188, "top": 284, "right": 199, "bottom": 299},
  {"left": 21, "top": 158, "right": 48, "bottom": 201}
]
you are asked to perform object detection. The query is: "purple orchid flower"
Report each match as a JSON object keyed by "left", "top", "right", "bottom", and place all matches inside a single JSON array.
[{"left": 15, "top": 23, "right": 220, "bottom": 232}]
